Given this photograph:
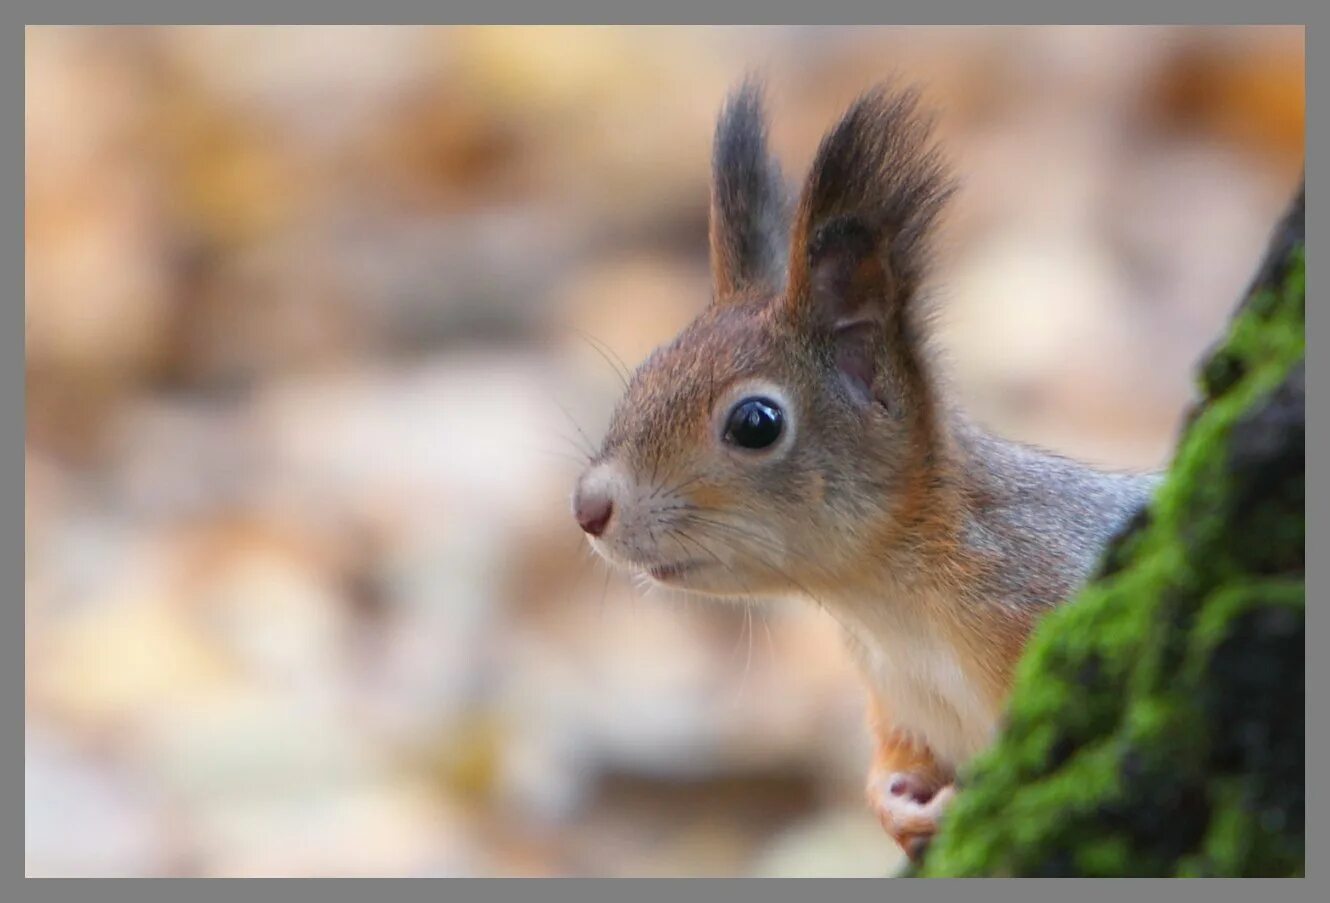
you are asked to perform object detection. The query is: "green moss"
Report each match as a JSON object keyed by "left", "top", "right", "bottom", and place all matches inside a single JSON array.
[{"left": 917, "top": 245, "right": 1304, "bottom": 877}]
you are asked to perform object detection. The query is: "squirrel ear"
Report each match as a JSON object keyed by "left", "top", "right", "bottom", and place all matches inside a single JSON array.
[
  {"left": 804, "top": 217, "right": 894, "bottom": 403},
  {"left": 806, "top": 216, "right": 893, "bottom": 324},
  {"left": 709, "top": 80, "right": 790, "bottom": 301},
  {"left": 784, "top": 86, "right": 952, "bottom": 403}
]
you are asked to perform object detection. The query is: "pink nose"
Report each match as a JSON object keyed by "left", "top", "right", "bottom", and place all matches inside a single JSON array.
[{"left": 574, "top": 488, "right": 613, "bottom": 537}]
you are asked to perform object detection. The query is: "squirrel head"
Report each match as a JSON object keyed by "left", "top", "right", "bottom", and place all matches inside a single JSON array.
[{"left": 574, "top": 81, "right": 955, "bottom": 597}]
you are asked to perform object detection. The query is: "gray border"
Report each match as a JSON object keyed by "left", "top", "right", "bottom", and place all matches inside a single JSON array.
[{"left": 13, "top": 8, "right": 1316, "bottom": 903}]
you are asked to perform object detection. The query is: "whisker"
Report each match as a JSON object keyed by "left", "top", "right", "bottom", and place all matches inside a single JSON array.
[
  {"left": 570, "top": 327, "right": 633, "bottom": 389},
  {"left": 675, "top": 514, "right": 803, "bottom": 568},
  {"left": 598, "top": 557, "right": 614, "bottom": 618},
  {"left": 672, "top": 513, "right": 841, "bottom": 614},
  {"left": 548, "top": 428, "right": 595, "bottom": 460},
  {"left": 760, "top": 608, "right": 776, "bottom": 665},
  {"left": 662, "top": 528, "right": 768, "bottom": 706},
  {"left": 549, "top": 397, "right": 598, "bottom": 459},
  {"left": 651, "top": 473, "right": 711, "bottom": 501},
  {"left": 532, "top": 445, "right": 592, "bottom": 468},
  {"left": 743, "top": 602, "right": 755, "bottom": 693},
  {"left": 677, "top": 510, "right": 833, "bottom": 574}
]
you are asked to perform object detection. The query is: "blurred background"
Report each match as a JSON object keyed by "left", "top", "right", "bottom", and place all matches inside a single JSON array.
[{"left": 25, "top": 26, "right": 1304, "bottom": 877}]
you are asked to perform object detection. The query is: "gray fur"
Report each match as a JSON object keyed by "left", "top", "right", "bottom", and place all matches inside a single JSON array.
[
  {"left": 953, "top": 420, "right": 1161, "bottom": 610},
  {"left": 710, "top": 80, "right": 791, "bottom": 295}
]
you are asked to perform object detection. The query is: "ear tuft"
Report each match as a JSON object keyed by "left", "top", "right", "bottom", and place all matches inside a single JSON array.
[
  {"left": 787, "top": 85, "right": 954, "bottom": 318},
  {"left": 784, "top": 85, "right": 953, "bottom": 410},
  {"left": 709, "top": 79, "right": 791, "bottom": 300}
]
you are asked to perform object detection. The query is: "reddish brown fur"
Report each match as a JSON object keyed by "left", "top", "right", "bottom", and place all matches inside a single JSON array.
[
  {"left": 865, "top": 689, "right": 954, "bottom": 857},
  {"left": 579, "top": 82, "right": 1158, "bottom": 862}
]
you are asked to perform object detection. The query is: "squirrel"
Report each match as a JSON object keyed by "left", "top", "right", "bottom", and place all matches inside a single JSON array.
[{"left": 571, "top": 81, "right": 1159, "bottom": 861}]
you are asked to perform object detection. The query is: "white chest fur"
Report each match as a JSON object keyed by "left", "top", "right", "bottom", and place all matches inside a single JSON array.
[{"left": 838, "top": 599, "right": 999, "bottom": 772}]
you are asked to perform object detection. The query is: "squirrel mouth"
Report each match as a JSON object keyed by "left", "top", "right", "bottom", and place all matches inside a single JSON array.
[{"left": 645, "top": 560, "right": 707, "bottom": 582}]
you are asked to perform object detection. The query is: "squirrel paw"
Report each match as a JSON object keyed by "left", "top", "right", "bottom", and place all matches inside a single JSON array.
[{"left": 867, "top": 772, "right": 956, "bottom": 862}]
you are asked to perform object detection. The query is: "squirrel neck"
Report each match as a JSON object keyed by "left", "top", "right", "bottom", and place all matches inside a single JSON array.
[
  {"left": 815, "top": 404, "right": 1158, "bottom": 733},
  {"left": 845, "top": 406, "right": 1155, "bottom": 607}
]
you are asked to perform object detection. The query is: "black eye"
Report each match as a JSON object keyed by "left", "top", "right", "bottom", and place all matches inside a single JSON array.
[{"left": 724, "top": 397, "right": 784, "bottom": 450}]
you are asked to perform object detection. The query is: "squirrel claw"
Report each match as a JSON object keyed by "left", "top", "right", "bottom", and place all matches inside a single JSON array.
[{"left": 868, "top": 774, "right": 956, "bottom": 861}]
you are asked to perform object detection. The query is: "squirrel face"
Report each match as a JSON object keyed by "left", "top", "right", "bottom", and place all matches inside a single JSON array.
[{"left": 574, "top": 82, "right": 954, "bottom": 598}]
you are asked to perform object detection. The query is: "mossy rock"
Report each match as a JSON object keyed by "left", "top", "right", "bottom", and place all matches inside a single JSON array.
[{"left": 918, "top": 189, "right": 1305, "bottom": 877}]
